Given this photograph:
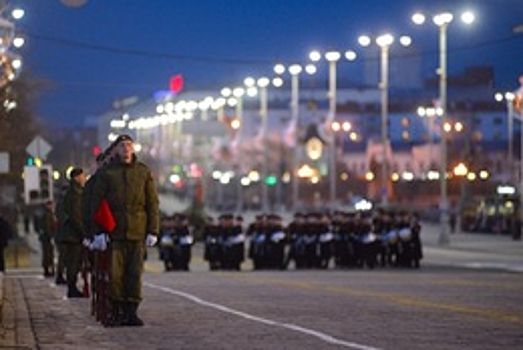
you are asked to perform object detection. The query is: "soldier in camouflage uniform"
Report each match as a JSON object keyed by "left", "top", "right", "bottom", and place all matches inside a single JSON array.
[
  {"left": 89, "top": 134, "right": 159, "bottom": 327},
  {"left": 37, "top": 200, "right": 57, "bottom": 278},
  {"left": 61, "top": 168, "right": 88, "bottom": 297}
]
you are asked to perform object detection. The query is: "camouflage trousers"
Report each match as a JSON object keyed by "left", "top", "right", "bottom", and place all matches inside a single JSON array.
[{"left": 110, "top": 240, "right": 145, "bottom": 303}]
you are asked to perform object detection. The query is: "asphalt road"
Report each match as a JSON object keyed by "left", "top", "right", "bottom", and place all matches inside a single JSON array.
[{"left": 14, "top": 245, "right": 522, "bottom": 350}]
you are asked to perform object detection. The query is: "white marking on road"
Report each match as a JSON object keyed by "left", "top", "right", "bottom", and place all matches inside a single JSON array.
[{"left": 146, "top": 282, "right": 382, "bottom": 350}]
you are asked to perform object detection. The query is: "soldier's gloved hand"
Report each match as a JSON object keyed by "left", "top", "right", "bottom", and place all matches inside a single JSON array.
[
  {"left": 146, "top": 234, "right": 158, "bottom": 247},
  {"left": 82, "top": 238, "right": 92, "bottom": 248},
  {"left": 92, "top": 233, "right": 109, "bottom": 251}
]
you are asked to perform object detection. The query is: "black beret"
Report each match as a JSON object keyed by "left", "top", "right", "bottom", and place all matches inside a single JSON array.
[
  {"left": 115, "top": 134, "right": 134, "bottom": 144},
  {"left": 69, "top": 167, "right": 84, "bottom": 179}
]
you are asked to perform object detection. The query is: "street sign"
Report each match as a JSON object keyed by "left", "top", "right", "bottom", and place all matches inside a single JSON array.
[{"left": 26, "top": 136, "right": 52, "bottom": 159}]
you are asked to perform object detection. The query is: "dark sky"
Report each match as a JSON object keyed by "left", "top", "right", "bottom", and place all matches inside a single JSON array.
[{"left": 20, "top": 0, "right": 523, "bottom": 127}]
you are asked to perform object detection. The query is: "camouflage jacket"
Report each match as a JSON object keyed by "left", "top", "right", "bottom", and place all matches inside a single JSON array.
[
  {"left": 60, "top": 182, "right": 85, "bottom": 244},
  {"left": 89, "top": 157, "right": 160, "bottom": 241}
]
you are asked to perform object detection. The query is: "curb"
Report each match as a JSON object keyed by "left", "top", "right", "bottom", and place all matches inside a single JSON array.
[{"left": 0, "top": 277, "right": 37, "bottom": 349}]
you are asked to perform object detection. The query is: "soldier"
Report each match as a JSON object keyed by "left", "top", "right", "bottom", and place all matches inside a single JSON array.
[
  {"left": 409, "top": 211, "right": 423, "bottom": 268},
  {"left": 0, "top": 212, "right": 13, "bottom": 274},
  {"left": 317, "top": 212, "right": 333, "bottom": 269},
  {"left": 220, "top": 214, "right": 236, "bottom": 270},
  {"left": 248, "top": 214, "right": 267, "bottom": 270},
  {"left": 174, "top": 214, "right": 192, "bottom": 271},
  {"left": 89, "top": 134, "right": 159, "bottom": 327},
  {"left": 54, "top": 182, "right": 70, "bottom": 285},
  {"left": 202, "top": 216, "right": 221, "bottom": 270},
  {"left": 82, "top": 151, "right": 112, "bottom": 244},
  {"left": 228, "top": 215, "right": 245, "bottom": 271},
  {"left": 284, "top": 212, "right": 304, "bottom": 269},
  {"left": 37, "top": 200, "right": 57, "bottom": 277},
  {"left": 61, "top": 167, "right": 88, "bottom": 297},
  {"left": 265, "top": 214, "right": 286, "bottom": 270}
]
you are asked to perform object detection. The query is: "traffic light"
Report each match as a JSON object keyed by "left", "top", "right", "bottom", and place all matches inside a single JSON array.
[
  {"left": 24, "top": 164, "right": 54, "bottom": 204},
  {"left": 39, "top": 167, "right": 51, "bottom": 200},
  {"left": 265, "top": 175, "right": 277, "bottom": 187}
]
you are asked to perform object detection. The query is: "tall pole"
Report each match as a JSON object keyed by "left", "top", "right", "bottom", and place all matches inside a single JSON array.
[
  {"left": 235, "top": 92, "right": 244, "bottom": 213},
  {"left": 380, "top": 44, "right": 389, "bottom": 207},
  {"left": 438, "top": 23, "right": 450, "bottom": 246},
  {"left": 290, "top": 66, "right": 301, "bottom": 210},
  {"left": 328, "top": 58, "right": 338, "bottom": 208},
  {"left": 508, "top": 98, "right": 514, "bottom": 181},
  {"left": 259, "top": 82, "right": 269, "bottom": 212}
]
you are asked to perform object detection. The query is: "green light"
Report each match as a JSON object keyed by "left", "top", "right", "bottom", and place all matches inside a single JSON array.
[
  {"left": 265, "top": 175, "right": 277, "bottom": 186},
  {"left": 26, "top": 157, "right": 34, "bottom": 166},
  {"left": 172, "top": 165, "right": 182, "bottom": 174}
]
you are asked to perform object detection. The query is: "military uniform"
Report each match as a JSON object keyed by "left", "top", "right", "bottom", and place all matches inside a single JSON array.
[
  {"left": 203, "top": 216, "right": 222, "bottom": 270},
  {"left": 89, "top": 148, "right": 159, "bottom": 326},
  {"left": 61, "top": 169, "right": 87, "bottom": 297},
  {"left": 37, "top": 201, "right": 56, "bottom": 277}
]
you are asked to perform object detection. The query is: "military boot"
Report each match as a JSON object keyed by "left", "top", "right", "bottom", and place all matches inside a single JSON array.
[
  {"left": 67, "top": 284, "right": 84, "bottom": 298},
  {"left": 106, "top": 302, "right": 125, "bottom": 327},
  {"left": 123, "top": 302, "right": 144, "bottom": 326}
]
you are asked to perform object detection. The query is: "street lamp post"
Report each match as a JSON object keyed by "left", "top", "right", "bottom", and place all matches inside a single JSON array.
[
  {"left": 230, "top": 87, "right": 245, "bottom": 213},
  {"left": 325, "top": 51, "right": 341, "bottom": 209},
  {"left": 288, "top": 64, "right": 302, "bottom": 211},
  {"left": 359, "top": 34, "right": 411, "bottom": 206},
  {"left": 309, "top": 50, "right": 356, "bottom": 209},
  {"left": 257, "top": 77, "right": 270, "bottom": 212},
  {"left": 413, "top": 10, "right": 475, "bottom": 245},
  {"left": 377, "top": 35, "right": 392, "bottom": 207},
  {"left": 274, "top": 63, "right": 316, "bottom": 210},
  {"left": 495, "top": 92, "right": 516, "bottom": 181}
]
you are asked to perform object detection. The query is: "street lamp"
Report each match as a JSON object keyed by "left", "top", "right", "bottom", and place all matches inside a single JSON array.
[
  {"left": 232, "top": 86, "right": 247, "bottom": 213},
  {"left": 309, "top": 49, "right": 357, "bottom": 208},
  {"left": 0, "top": 1, "right": 24, "bottom": 88},
  {"left": 495, "top": 92, "right": 516, "bottom": 182},
  {"left": 256, "top": 76, "right": 271, "bottom": 212},
  {"left": 274, "top": 63, "right": 315, "bottom": 210},
  {"left": 413, "top": 10, "right": 475, "bottom": 246},
  {"left": 359, "top": 33, "right": 411, "bottom": 206}
]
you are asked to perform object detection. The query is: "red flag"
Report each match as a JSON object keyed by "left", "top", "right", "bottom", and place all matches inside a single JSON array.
[{"left": 94, "top": 199, "right": 116, "bottom": 233}]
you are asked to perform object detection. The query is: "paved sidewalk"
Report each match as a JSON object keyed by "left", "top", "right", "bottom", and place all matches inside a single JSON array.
[{"left": 418, "top": 221, "right": 523, "bottom": 273}]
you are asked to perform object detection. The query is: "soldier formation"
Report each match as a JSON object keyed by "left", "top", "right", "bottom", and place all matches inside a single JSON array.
[{"left": 197, "top": 208, "right": 423, "bottom": 272}]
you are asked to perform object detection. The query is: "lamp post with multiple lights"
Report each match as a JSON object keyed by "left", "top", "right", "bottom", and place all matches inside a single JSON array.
[
  {"left": 309, "top": 49, "right": 357, "bottom": 208},
  {"left": 412, "top": 10, "right": 475, "bottom": 245},
  {"left": 358, "top": 33, "right": 412, "bottom": 206},
  {"left": 274, "top": 63, "right": 316, "bottom": 210}
]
